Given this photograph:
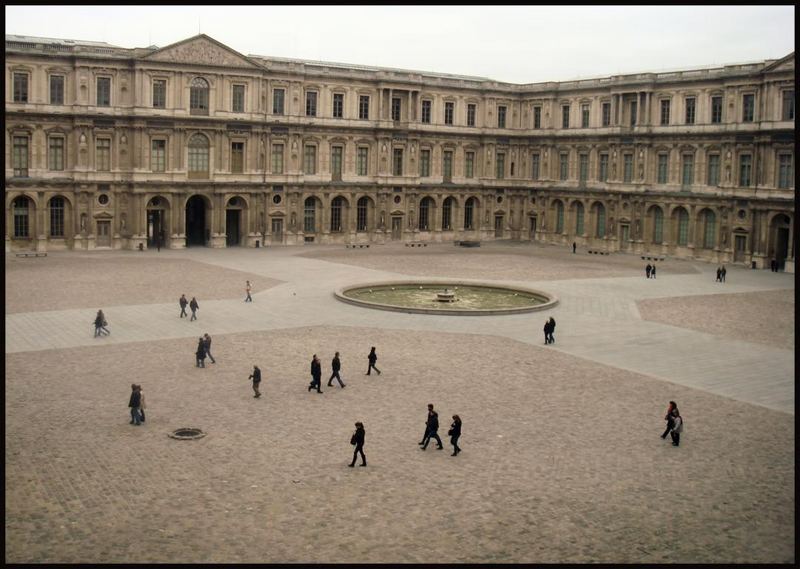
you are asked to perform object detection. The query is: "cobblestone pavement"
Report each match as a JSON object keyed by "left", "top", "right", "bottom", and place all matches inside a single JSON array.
[{"left": 5, "top": 242, "right": 795, "bottom": 563}]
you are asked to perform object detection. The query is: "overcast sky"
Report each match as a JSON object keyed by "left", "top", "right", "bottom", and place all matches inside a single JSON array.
[{"left": 5, "top": 5, "right": 795, "bottom": 83}]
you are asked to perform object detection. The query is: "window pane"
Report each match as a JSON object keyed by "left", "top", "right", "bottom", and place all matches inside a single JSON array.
[
  {"left": 96, "top": 139, "right": 111, "bottom": 171},
  {"left": 623, "top": 154, "right": 633, "bottom": 182},
  {"left": 742, "top": 94, "right": 754, "bottom": 122},
  {"left": 555, "top": 202, "right": 564, "bottom": 233},
  {"left": 711, "top": 96, "right": 723, "bottom": 123},
  {"left": 273, "top": 89, "right": 285, "bottom": 114},
  {"left": 562, "top": 105, "right": 570, "bottom": 128},
  {"left": 357, "top": 147, "right": 368, "bottom": 176},
  {"left": 393, "top": 149, "right": 403, "bottom": 175},
  {"left": 151, "top": 139, "right": 166, "bottom": 172},
  {"left": 153, "top": 80, "right": 166, "bottom": 108},
  {"left": 682, "top": 155, "right": 694, "bottom": 185},
  {"left": 778, "top": 154, "right": 793, "bottom": 188},
  {"left": 498, "top": 106, "right": 506, "bottom": 128},
  {"left": 49, "top": 137, "right": 65, "bottom": 171},
  {"left": 231, "top": 142, "right": 244, "bottom": 173},
  {"left": 232, "top": 85, "right": 245, "bottom": 112},
  {"left": 443, "top": 151, "right": 453, "bottom": 178},
  {"left": 420, "top": 149, "right": 430, "bottom": 177},
  {"left": 466, "top": 151, "right": 474, "bottom": 178},
  {"left": 576, "top": 204, "right": 584, "bottom": 234},
  {"left": 422, "top": 100, "right": 431, "bottom": 124},
  {"left": 272, "top": 143, "right": 284, "bottom": 174},
  {"left": 599, "top": 154, "right": 608, "bottom": 182},
  {"left": 559, "top": 154, "right": 568, "bottom": 181},
  {"left": 657, "top": 154, "right": 668, "bottom": 184},
  {"left": 331, "top": 146, "right": 343, "bottom": 178},
  {"left": 703, "top": 211, "right": 716, "bottom": 249},
  {"left": 678, "top": 210, "right": 689, "bottom": 245},
  {"left": 13, "top": 197, "right": 30, "bottom": 237},
  {"left": 50, "top": 75, "right": 64, "bottom": 105},
  {"left": 685, "top": 98, "right": 695, "bottom": 124},
  {"left": 653, "top": 208, "right": 663, "bottom": 244},
  {"left": 496, "top": 153, "right": 505, "bottom": 179},
  {"left": 660, "top": 100, "right": 670, "bottom": 125},
  {"left": 14, "top": 73, "right": 29, "bottom": 103},
  {"left": 444, "top": 102, "right": 453, "bottom": 125},
  {"left": 304, "top": 145, "right": 316, "bottom": 174},
  {"left": 739, "top": 155, "right": 752, "bottom": 186},
  {"left": 13, "top": 136, "right": 29, "bottom": 176},
  {"left": 306, "top": 92, "right": 317, "bottom": 116},
  {"left": 602, "top": 103, "right": 610, "bottom": 127},
  {"left": 333, "top": 93, "right": 344, "bottom": 118},
  {"left": 782, "top": 91, "right": 795, "bottom": 121},
  {"left": 392, "top": 97, "right": 401, "bottom": 121},
  {"left": 50, "top": 197, "right": 65, "bottom": 237},
  {"left": 97, "top": 77, "right": 111, "bottom": 106},
  {"left": 534, "top": 106, "right": 542, "bottom": 128},
  {"left": 467, "top": 104, "right": 476, "bottom": 126},
  {"left": 707, "top": 154, "right": 720, "bottom": 186},
  {"left": 531, "top": 153, "right": 540, "bottom": 180},
  {"left": 359, "top": 95, "right": 370, "bottom": 119}
]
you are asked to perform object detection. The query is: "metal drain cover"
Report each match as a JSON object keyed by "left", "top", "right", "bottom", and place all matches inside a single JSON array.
[{"left": 169, "top": 428, "right": 206, "bottom": 440}]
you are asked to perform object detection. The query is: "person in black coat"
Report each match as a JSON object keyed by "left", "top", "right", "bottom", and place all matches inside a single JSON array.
[
  {"left": 720, "top": 265, "right": 726, "bottom": 282},
  {"left": 128, "top": 384, "right": 142, "bottom": 425},
  {"left": 645, "top": 263, "right": 652, "bottom": 278},
  {"left": 547, "top": 317, "right": 556, "bottom": 344},
  {"left": 327, "top": 351, "right": 345, "bottom": 388},
  {"left": 651, "top": 264, "right": 656, "bottom": 279},
  {"left": 195, "top": 337, "right": 206, "bottom": 368},
  {"left": 189, "top": 297, "right": 199, "bottom": 321},
  {"left": 448, "top": 415, "right": 462, "bottom": 456},
  {"left": 366, "top": 346, "right": 381, "bottom": 375},
  {"left": 349, "top": 422, "right": 366, "bottom": 467},
  {"left": 660, "top": 400, "right": 677, "bottom": 440},
  {"left": 308, "top": 354, "right": 323, "bottom": 393},
  {"left": 420, "top": 403, "right": 443, "bottom": 450},
  {"left": 179, "top": 294, "right": 188, "bottom": 318},
  {"left": 249, "top": 365, "right": 262, "bottom": 398},
  {"left": 203, "top": 333, "right": 216, "bottom": 364},
  {"left": 543, "top": 319, "right": 552, "bottom": 344}
]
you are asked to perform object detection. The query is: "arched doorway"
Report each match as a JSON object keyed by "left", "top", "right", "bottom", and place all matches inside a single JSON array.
[
  {"left": 226, "top": 196, "right": 244, "bottom": 247},
  {"left": 185, "top": 195, "right": 208, "bottom": 247},
  {"left": 147, "top": 196, "right": 169, "bottom": 248},
  {"left": 770, "top": 214, "right": 791, "bottom": 270}
]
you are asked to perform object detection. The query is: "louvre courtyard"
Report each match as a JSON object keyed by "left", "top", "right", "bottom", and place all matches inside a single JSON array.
[{"left": 5, "top": 241, "right": 794, "bottom": 563}]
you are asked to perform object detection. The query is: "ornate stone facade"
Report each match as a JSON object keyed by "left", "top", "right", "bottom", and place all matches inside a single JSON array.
[{"left": 5, "top": 34, "right": 795, "bottom": 270}]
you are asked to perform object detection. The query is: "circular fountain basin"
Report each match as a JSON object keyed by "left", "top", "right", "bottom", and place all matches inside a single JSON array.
[{"left": 335, "top": 281, "right": 557, "bottom": 315}]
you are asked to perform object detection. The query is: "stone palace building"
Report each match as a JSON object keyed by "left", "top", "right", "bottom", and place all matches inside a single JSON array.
[{"left": 5, "top": 34, "right": 795, "bottom": 270}]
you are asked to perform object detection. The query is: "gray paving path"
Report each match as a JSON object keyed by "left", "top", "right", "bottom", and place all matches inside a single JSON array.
[{"left": 6, "top": 246, "right": 794, "bottom": 414}]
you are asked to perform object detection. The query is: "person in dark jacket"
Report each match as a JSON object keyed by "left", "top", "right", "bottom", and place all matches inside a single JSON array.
[
  {"left": 128, "top": 384, "right": 142, "bottom": 425},
  {"left": 420, "top": 403, "right": 443, "bottom": 450},
  {"left": 249, "top": 365, "right": 262, "bottom": 398},
  {"left": 543, "top": 319, "right": 551, "bottom": 344},
  {"left": 366, "top": 346, "right": 381, "bottom": 375},
  {"left": 651, "top": 264, "right": 656, "bottom": 279},
  {"left": 670, "top": 409, "right": 683, "bottom": 446},
  {"left": 189, "top": 297, "right": 199, "bottom": 321},
  {"left": 203, "top": 333, "right": 216, "bottom": 364},
  {"left": 328, "top": 351, "right": 345, "bottom": 388},
  {"left": 645, "top": 263, "right": 652, "bottom": 278},
  {"left": 179, "top": 294, "right": 188, "bottom": 318},
  {"left": 94, "top": 309, "right": 108, "bottom": 337},
  {"left": 547, "top": 317, "right": 556, "bottom": 344},
  {"left": 720, "top": 265, "right": 726, "bottom": 282},
  {"left": 195, "top": 337, "right": 206, "bottom": 368},
  {"left": 448, "top": 415, "right": 462, "bottom": 456},
  {"left": 308, "top": 354, "right": 323, "bottom": 393},
  {"left": 349, "top": 422, "right": 366, "bottom": 467},
  {"left": 660, "top": 401, "right": 677, "bottom": 439},
  {"left": 716, "top": 267, "right": 722, "bottom": 282},
  {"left": 572, "top": 242, "right": 576, "bottom": 254}
]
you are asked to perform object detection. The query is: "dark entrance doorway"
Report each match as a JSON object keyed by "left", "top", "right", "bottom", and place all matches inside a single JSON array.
[
  {"left": 770, "top": 214, "right": 791, "bottom": 270},
  {"left": 529, "top": 216, "right": 537, "bottom": 240},
  {"left": 391, "top": 216, "right": 402, "bottom": 240},
  {"left": 226, "top": 209, "right": 241, "bottom": 246},
  {"left": 147, "top": 210, "right": 165, "bottom": 248},
  {"left": 186, "top": 195, "right": 207, "bottom": 247}
]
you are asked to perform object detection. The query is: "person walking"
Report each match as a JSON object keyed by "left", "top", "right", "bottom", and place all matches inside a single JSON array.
[
  {"left": 349, "top": 422, "right": 367, "bottom": 467},
  {"left": 249, "top": 365, "right": 262, "bottom": 398},
  {"left": 138, "top": 385, "right": 146, "bottom": 423},
  {"left": 651, "top": 264, "right": 656, "bottom": 279},
  {"left": 720, "top": 265, "right": 727, "bottom": 282},
  {"left": 366, "top": 346, "right": 381, "bottom": 375},
  {"left": 128, "top": 384, "right": 142, "bottom": 426},
  {"left": 420, "top": 404, "right": 443, "bottom": 450},
  {"left": 308, "top": 354, "right": 323, "bottom": 393},
  {"left": 195, "top": 337, "right": 206, "bottom": 368},
  {"left": 203, "top": 333, "right": 216, "bottom": 364},
  {"left": 543, "top": 319, "right": 552, "bottom": 345},
  {"left": 189, "top": 297, "right": 199, "bottom": 321},
  {"left": 660, "top": 401, "right": 677, "bottom": 439},
  {"left": 572, "top": 241, "right": 576, "bottom": 254},
  {"left": 328, "top": 351, "right": 345, "bottom": 388},
  {"left": 547, "top": 317, "right": 556, "bottom": 344},
  {"left": 179, "top": 294, "right": 188, "bottom": 318},
  {"left": 715, "top": 267, "right": 722, "bottom": 282},
  {"left": 670, "top": 409, "right": 684, "bottom": 447},
  {"left": 449, "top": 415, "right": 462, "bottom": 456},
  {"left": 245, "top": 280, "right": 253, "bottom": 302},
  {"left": 93, "top": 310, "right": 106, "bottom": 337},
  {"left": 98, "top": 310, "right": 110, "bottom": 336},
  {"left": 645, "top": 263, "right": 652, "bottom": 278}
]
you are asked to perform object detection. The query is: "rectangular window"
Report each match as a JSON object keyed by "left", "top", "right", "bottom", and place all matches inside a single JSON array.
[
  {"left": 96, "top": 138, "right": 111, "bottom": 171},
  {"left": 531, "top": 153, "right": 540, "bottom": 181},
  {"left": 303, "top": 145, "right": 316, "bottom": 174},
  {"left": 273, "top": 88, "right": 285, "bottom": 115},
  {"left": 97, "top": 77, "right": 111, "bottom": 106},
  {"left": 623, "top": 153, "right": 633, "bottom": 182},
  {"left": 50, "top": 198, "right": 64, "bottom": 237},
  {"left": 581, "top": 104, "right": 589, "bottom": 128},
  {"left": 359, "top": 95, "right": 370, "bottom": 119},
  {"left": 681, "top": 154, "right": 694, "bottom": 186},
  {"left": 777, "top": 154, "right": 793, "bottom": 188},
  {"left": 742, "top": 94, "right": 754, "bottom": 122},
  {"left": 356, "top": 147, "right": 369, "bottom": 176},
  {"left": 533, "top": 105, "right": 542, "bottom": 129},
  {"left": 421, "top": 100, "right": 431, "bottom": 124},
  {"left": 443, "top": 150, "right": 453, "bottom": 180},
  {"left": 711, "top": 96, "right": 723, "bottom": 123},
  {"left": 152, "top": 80, "right": 166, "bottom": 108},
  {"left": 231, "top": 142, "right": 244, "bottom": 173},
  {"left": 49, "top": 137, "right": 65, "bottom": 171},
  {"left": 739, "top": 154, "right": 752, "bottom": 186},
  {"left": 576, "top": 205, "right": 584, "bottom": 235},
  {"left": 467, "top": 104, "right": 476, "bottom": 126},
  {"left": 496, "top": 152, "right": 505, "bottom": 179},
  {"left": 12, "top": 136, "right": 29, "bottom": 176},
  {"left": 562, "top": 105, "right": 570, "bottom": 128},
  {"left": 13, "top": 73, "right": 28, "bottom": 103},
  {"left": 50, "top": 75, "right": 65, "bottom": 105},
  {"left": 685, "top": 97, "right": 696, "bottom": 124},
  {"left": 707, "top": 154, "right": 720, "bottom": 186},
  {"left": 599, "top": 153, "right": 608, "bottom": 182},
  {"left": 630, "top": 101, "right": 637, "bottom": 126},
  {"left": 392, "top": 148, "right": 403, "bottom": 176},
  {"left": 465, "top": 151, "right": 475, "bottom": 178},
  {"left": 271, "top": 143, "right": 284, "bottom": 174},
  {"left": 304, "top": 202, "right": 315, "bottom": 233},
  {"left": 444, "top": 101, "right": 454, "bottom": 125},
  {"left": 391, "top": 97, "right": 401, "bottom": 121},
  {"left": 13, "top": 199, "right": 29, "bottom": 237},
  {"left": 497, "top": 105, "right": 506, "bottom": 128},
  {"left": 579, "top": 154, "right": 588, "bottom": 182},
  {"left": 420, "top": 149, "right": 431, "bottom": 177},
  {"left": 782, "top": 90, "right": 795, "bottom": 121},
  {"left": 305, "top": 91, "right": 317, "bottom": 117},
  {"left": 559, "top": 153, "right": 568, "bottom": 181},
  {"left": 660, "top": 99, "right": 671, "bottom": 125},
  {"left": 657, "top": 154, "right": 668, "bottom": 184},
  {"left": 333, "top": 93, "right": 344, "bottom": 119},
  {"left": 232, "top": 85, "right": 245, "bottom": 113},
  {"left": 331, "top": 146, "right": 343, "bottom": 180},
  {"left": 602, "top": 102, "right": 611, "bottom": 127},
  {"left": 151, "top": 139, "right": 166, "bottom": 172}
]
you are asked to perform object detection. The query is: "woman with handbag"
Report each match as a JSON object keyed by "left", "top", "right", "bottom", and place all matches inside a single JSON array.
[
  {"left": 660, "top": 401, "right": 677, "bottom": 439},
  {"left": 448, "top": 415, "right": 462, "bottom": 456},
  {"left": 349, "top": 422, "right": 366, "bottom": 467}
]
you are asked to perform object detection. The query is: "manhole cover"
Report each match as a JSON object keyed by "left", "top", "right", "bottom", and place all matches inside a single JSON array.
[{"left": 168, "top": 428, "right": 206, "bottom": 440}]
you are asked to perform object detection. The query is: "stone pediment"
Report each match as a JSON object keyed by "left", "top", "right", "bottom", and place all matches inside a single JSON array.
[
  {"left": 763, "top": 52, "right": 794, "bottom": 73},
  {"left": 390, "top": 209, "right": 405, "bottom": 216},
  {"left": 143, "top": 34, "right": 261, "bottom": 69}
]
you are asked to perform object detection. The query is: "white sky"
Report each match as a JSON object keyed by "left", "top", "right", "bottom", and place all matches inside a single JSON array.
[{"left": 5, "top": 5, "right": 795, "bottom": 84}]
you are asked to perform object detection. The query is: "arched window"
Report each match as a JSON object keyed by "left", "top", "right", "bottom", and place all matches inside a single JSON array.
[
  {"left": 652, "top": 207, "right": 663, "bottom": 244},
  {"left": 330, "top": 197, "right": 344, "bottom": 232},
  {"left": 12, "top": 196, "right": 30, "bottom": 238},
  {"left": 595, "top": 203, "right": 606, "bottom": 238},
  {"left": 304, "top": 197, "right": 316, "bottom": 233},
  {"left": 464, "top": 197, "right": 475, "bottom": 230},
  {"left": 190, "top": 77, "right": 209, "bottom": 115},
  {"left": 419, "top": 197, "right": 433, "bottom": 231},
  {"left": 575, "top": 202, "right": 584, "bottom": 235},
  {"left": 356, "top": 197, "right": 369, "bottom": 232},
  {"left": 49, "top": 196, "right": 65, "bottom": 237},
  {"left": 555, "top": 201, "right": 564, "bottom": 233},
  {"left": 702, "top": 210, "right": 716, "bottom": 249},
  {"left": 442, "top": 197, "right": 454, "bottom": 231},
  {"left": 188, "top": 135, "right": 209, "bottom": 178},
  {"left": 677, "top": 208, "right": 689, "bottom": 246}
]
